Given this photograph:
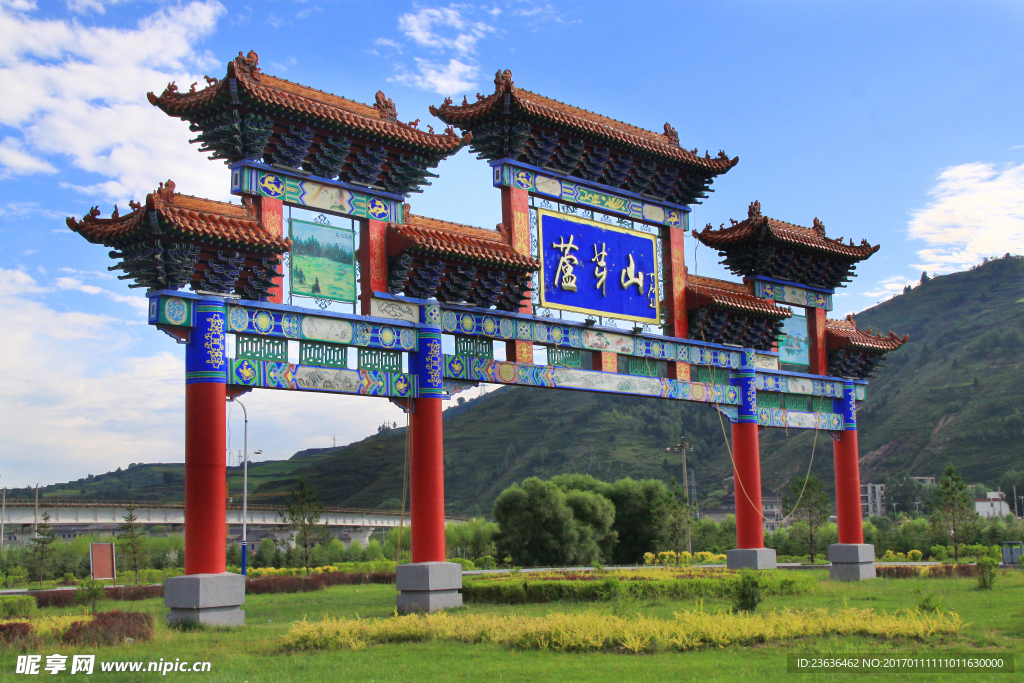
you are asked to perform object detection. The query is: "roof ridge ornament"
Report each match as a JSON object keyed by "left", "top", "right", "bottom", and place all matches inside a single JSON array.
[
  {"left": 812, "top": 217, "right": 826, "bottom": 235},
  {"left": 493, "top": 69, "right": 514, "bottom": 94},
  {"left": 748, "top": 200, "right": 762, "bottom": 219},
  {"left": 374, "top": 90, "right": 397, "bottom": 121},
  {"left": 157, "top": 179, "right": 176, "bottom": 203},
  {"left": 663, "top": 123, "right": 679, "bottom": 145},
  {"left": 237, "top": 50, "right": 261, "bottom": 81}
]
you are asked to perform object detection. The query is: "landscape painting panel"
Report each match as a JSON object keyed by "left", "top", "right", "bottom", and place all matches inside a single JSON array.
[{"left": 289, "top": 219, "right": 356, "bottom": 303}]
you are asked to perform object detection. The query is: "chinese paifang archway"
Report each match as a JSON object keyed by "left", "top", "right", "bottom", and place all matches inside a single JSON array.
[{"left": 68, "top": 52, "right": 908, "bottom": 624}]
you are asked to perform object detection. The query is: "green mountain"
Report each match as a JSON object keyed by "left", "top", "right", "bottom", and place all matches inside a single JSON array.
[{"left": 22, "top": 256, "right": 1024, "bottom": 516}]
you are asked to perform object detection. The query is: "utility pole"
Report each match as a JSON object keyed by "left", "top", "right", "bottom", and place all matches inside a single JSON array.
[
  {"left": 891, "top": 501, "right": 898, "bottom": 519},
  {"left": 1015, "top": 486, "right": 1018, "bottom": 519},
  {"left": 1, "top": 480, "right": 5, "bottom": 555},
  {"left": 666, "top": 437, "right": 694, "bottom": 553},
  {"left": 34, "top": 484, "right": 39, "bottom": 538}
]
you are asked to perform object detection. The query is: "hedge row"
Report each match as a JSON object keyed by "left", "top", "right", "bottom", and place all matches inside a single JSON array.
[
  {"left": 876, "top": 564, "right": 980, "bottom": 579},
  {"left": 32, "top": 584, "right": 165, "bottom": 609},
  {"left": 245, "top": 572, "right": 394, "bottom": 595},
  {"left": 462, "top": 570, "right": 816, "bottom": 605}
]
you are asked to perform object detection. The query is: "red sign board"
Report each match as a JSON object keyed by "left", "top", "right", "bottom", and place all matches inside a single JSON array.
[{"left": 90, "top": 542, "right": 116, "bottom": 581}]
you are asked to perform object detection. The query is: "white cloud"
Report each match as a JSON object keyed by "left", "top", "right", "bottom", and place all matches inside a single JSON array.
[
  {"left": 0, "top": 0, "right": 37, "bottom": 10},
  {"left": 55, "top": 275, "right": 149, "bottom": 310},
  {"left": 392, "top": 57, "right": 480, "bottom": 95},
  {"left": 861, "top": 275, "right": 918, "bottom": 300},
  {"left": 397, "top": 6, "right": 493, "bottom": 55},
  {"left": 0, "top": 201, "right": 68, "bottom": 218},
  {"left": 0, "top": 1, "right": 228, "bottom": 203},
  {"left": 908, "top": 161, "right": 1024, "bottom": 274}
]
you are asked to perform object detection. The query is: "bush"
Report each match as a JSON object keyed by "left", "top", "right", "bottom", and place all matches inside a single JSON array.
[
  {"left": 0, "top": 622, "right": 33, "bottom": 644},
  {"left": 976, "top": 557, "right": 997, "bottom": 590},
  {"left": 106, "top": 585, "right": 163, "bottom": 601},
  {"left": 877, "top": 565, "right": 920, "bottom": 579},
  {"left": 245, "top": 575, "right": 324, "bottom": 595},
  {"left": 447, "top": 558, "right": 475, "bottom": 571},
  {"left": 907, "top": 549, "right": 923, "bottom": 562},
  {"left": 929, "top": 545, "right": 949, "bottom": 562},
  {"left": 32, "top": 590, "right": 76, "bottom": 609},
  {"left": 0, "top": 596, "right": 38, "bottom": 619},
  {"left": 62, "top": 611, "right": 153, "bottom": 646},
  {"left": 732, "top": 570, "right": 762, "bottom": 613},
  {"left": 474, "top": 556, "right": 497, "bottom": 570}
]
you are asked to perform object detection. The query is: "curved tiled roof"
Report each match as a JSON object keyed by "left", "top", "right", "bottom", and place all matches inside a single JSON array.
[
  {"left": 431, "top": 69, "right": 737, "bottom": 173},
  {"left": 686, "top": 274, "right": 792, "bottom": 318},
  {"left": 67, "top": 180, "right": 290, "bottom": 252},
  {"left": 826, "top": 316, "right": 908, "bottom": 352},
  {"left": 388, "top": 211, "right": 539, "bottom": 271},
  {"left": 148, "top": 50, "right": 469, "bottom": 153},
  {"left": 697, "top": 201, "right": 879, "bottom": 260}
]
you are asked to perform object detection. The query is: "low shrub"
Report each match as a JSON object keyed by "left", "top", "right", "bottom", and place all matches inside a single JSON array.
[
  {"left": 976, "top": 557, "right": 997, "bottom": 590},
  {"left": 0, "top": 596, "right": 38, "bottom": 619},
  {"left": 463, "top": 568, "right": 814, "bottom": 605},
  {"left": 447, "top": 558, "right": 475, "bottom": 571},
  {"left": 732, "top": 570, "right": 762, "bottom": 613},
  {"left": 1, "top": 615, "right": 91, "bottom": 640},
  {"left": 284, "top": 607, "right": 963, "bottom": 653},
  {"left": 907, "top": 550, "right": 923, "bottom": 562},
  {"left": 474, "top": 556, "right": 497, "bottom": 570},
  {"left": 876, "top": 564, "right": 979, "bottom": 579},
  {"left": 62, "top": 611, "right": 153, "bottom": 646},
  {"left": 106, "top": 585, "right": 163, "bottom": 601},
  {"left": 929, "top": 545, "right": 949, "bottom": 562},
  {"left": 32, "top": 590, "right": 76, "bottom": 609},
  {"left": 245, "top": 575, "right": 325, "bottom": 595},
  {"left": 0, "top": 622, "right": 33, "bottom": 644}
]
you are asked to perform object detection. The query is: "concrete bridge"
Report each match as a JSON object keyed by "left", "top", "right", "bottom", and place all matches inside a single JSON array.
[{"left": 0, "top": 500, "right": 464, "bottom": 546}]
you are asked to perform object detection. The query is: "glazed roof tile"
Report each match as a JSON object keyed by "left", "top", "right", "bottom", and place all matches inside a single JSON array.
[
  {"left": 148, "top": 51, "right": 469, "bottom": 153},
  {"left": 389, "top": 211, "right": 539, "bottom": 271},
  {"left": 431, "top": 70, "right": 737, "bottom": 172},
  {"left": 67, "top": 180, "right": 290, "bottom": 252},
  {"left": 826, "top": 315, "right": 908, "bottom": 352},
  {"left": 686, "top": 274, "right": 792, "bottom": 318},
  {"left": 697, "top": 201, "right": 879, "bottom": 260}
]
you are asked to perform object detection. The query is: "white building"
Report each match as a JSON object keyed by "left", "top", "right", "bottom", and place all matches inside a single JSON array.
[
  {"left": 909, "top": 476, "right": 936, "bottom": 486},
  {"left": 861, "top": 483, "right": 885, "bottom": 517},
  {"left": 975, "top": 491, "right": 1011, "bottom": 519}
]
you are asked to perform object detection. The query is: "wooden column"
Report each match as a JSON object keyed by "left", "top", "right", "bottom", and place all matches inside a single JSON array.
[
  {"left": 358, "top": 219, "right": 389, "bottom": 315},
  {"left": 808, "top": 307, "right": 828, "bottom": 375},
  {"left": 662, "top": 224, "right": 689, "bottom": 380},
  {"left": 834, "top": 382, "right": 864, "bottom": 544},
  {"left": 592, "top": 351, "right": 617, "bottom": 373},
  {"left": 410, "top": 304, "right": 446, "bottom": 563},
  {"left": 250, "top": 196, "right": 284, "bottom": 303},
  {"left": 731, "top": 352, "right": 764, "bottom": 550},
  {"left": 501, "top": 185, "right": 533, "bottom": 364}
]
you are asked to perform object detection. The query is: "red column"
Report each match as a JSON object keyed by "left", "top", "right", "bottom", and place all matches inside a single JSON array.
[
  {"left": 834, "top": 432, "right": 864, "bottom": 544},
  {"left": 410, "top": 397, "right": 446, "bottom": 562},
  {"left": 358, "top": 219, "right": 389, "bottom": 315},
  {"left": 184, "top": 382, "right": 226, "bottom": 575},
  {"left": 592, "top": 350, "right": 617, "bottom": 373},
  {"left": 501, "top": 185, "right": 534, "bottom": 364},
  {"left": 732, "top": 422, "right": 764, "bottom": 549},
  {"left": 662, "top": 224, "right": 689, "bottom": 379},
  {"left": 251, "top": 196, "right": 285, "bottom": 303},
  {"left": 808, "top": 307, "right": 827, "bottom": 375}
]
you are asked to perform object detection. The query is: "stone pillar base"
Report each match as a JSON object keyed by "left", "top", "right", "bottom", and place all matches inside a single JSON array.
[
  {"left": 828, "top": 543, "right": 876, "bottom": 581},
  {"left": 726, "top": 547, "right": 777, "bottom": 570},
  {"left": 396, "top": 562, "right": 462, "bottom": 614},
  {"left": 165, "top": 573, "right": 245, "bottom": 626}
]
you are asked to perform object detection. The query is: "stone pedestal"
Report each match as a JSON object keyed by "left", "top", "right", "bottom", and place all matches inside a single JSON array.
[
  {"left": 828, "top": 543, "right": 876, "bottom": 581},
  {"left": 396, "top": 562, "right": 462, "bottom": 614},
  {"left": 726, "top": 547, "right": 777, "bottom": 570},
  {"left": 165, "top": 573, "right": 245, "bottom": 626}
]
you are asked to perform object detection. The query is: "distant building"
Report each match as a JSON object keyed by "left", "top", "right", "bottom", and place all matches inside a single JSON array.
[
  {"left": 705, "top": 487, "right": 784, "bottom": 531},
  {"left": 862, "top": 483, "right": 885, "bottom": 518},
  {"left": 909, "top": 476, "right": 936, "bottom": 486},
  {"left": 976, "top": 491, "right": 1011, "bottom": 519}
]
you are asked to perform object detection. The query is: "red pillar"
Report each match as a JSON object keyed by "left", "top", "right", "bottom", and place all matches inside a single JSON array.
[
  {"left": 731, "top": 421, "right": 764, "bottom": 549},
  {"left": 184, "top": 382, "right": 227, "bottom": 574},
  {"left": 808, "top": 307, "right": 828, "bottom": 375},
  {"left": 663, "top": 225, "right": 690, "bottom": 379},
  {"left": 249, "top": 196, "right": 285, "bottom": 303},
  {"left": 410, "top": 397, "right": 446, "bottom": 562},
  {"left": 358, "top": 219, "right": 389, "bottom": 315},
  {"left": 834, "top": 381, "right": 864, "bottom": 544},
  {"left": 501, "top": 184, "right": 534, "bottom": 364}
]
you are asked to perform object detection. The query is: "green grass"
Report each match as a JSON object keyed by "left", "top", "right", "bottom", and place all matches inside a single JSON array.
[
  {"left": 3, "top": 570, "right": 1020, "bottom": 682},
  {"left": 291, "top": 254, "right": 355, "bottom": 302}
]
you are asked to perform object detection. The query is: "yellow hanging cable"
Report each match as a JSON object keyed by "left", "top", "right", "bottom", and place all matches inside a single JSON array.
[
  {"left": 782, "top": 426, "right": 819, "bottom": 522},
  {"left": 396, "top": 408, "right": 412, "bottom": 569}
]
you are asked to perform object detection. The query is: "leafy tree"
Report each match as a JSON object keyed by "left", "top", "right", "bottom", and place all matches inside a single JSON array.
[
  {"left": 604, "top": 478, "right": 672, "bottom": 564},
  {"left": 281, "top": 477, "right": 329, "bottom": 575},
  {"left": 162, "top": 471, "right": 174, "bottom": 485},
  {"left": 29, "top": 511, "right": 57, "bottom": 587},
  {"left": 931, "top": 464, "right": 976, "bottom": 561},
  {"left": 563, "top": 489, "right": 616, "bottom": 564},
  {"left": 76, "top": 579, "right": 106, "bottom": 615},
  {"left": 665, "top": 478, "right": 697, "bottom": 555},
  {"left": 493, "top": 478, "right": 581, "bottom": 567},
  {"left": 782, "top": 475, "right": 831, "bottom": 563},
  {"left": 385, "top": 526, "right": 411, "bottom": 564},
  {"left": 117, "top": 502, "right": 147, "bottom": 585}
]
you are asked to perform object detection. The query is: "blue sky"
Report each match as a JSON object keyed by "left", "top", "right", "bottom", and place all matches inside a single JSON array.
[{"left": 1, "top": 0, "right": 1022, "bottom": 487}]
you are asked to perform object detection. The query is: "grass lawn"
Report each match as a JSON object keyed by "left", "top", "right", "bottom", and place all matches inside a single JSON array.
[{"left": 3, "top": 569, "right": 1020, "bottom": 682}]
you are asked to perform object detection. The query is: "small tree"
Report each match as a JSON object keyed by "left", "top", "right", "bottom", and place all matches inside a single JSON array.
[
  {"left": 931, "top": 464, "right": 975, "bottom": 561},
  {"left": 76, "top": 579, "right": 105, "bottom": 615},
  {"left": 281, "top": 477, "right": 328, "bottom": 575},
  {"left": 782, "top": 475, "right": 831, "bottom": 563},
  {"left": 665, "top": 478, "right": 696, "bottom": 556},
  {"left": 30, "top": 511, "right": 57, "bottom": 587},
  {"left": 117, "top": 502, "right": 147, "bottom": 585}
]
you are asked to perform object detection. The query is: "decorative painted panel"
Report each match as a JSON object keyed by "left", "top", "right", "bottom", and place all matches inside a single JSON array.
[
  {"left": 152, "top": 296, "right": 193, "bottom": 327},
  {"left": 358, "top": 348, "right": 402, "bottom": 373},
  {"left": 233, "top": 163, "right": 403, "bottom": 223},
  {"left": 455, "top": 335, "right": 493, "bottom": 360},
  {"left": 493, "top": 163, "right": 686, "bottom": 230},
  {"left": 756, "top": 407, "right": 843, "bottom": 431},
  {"left": 289, "top": 219, "right": 356, "bottom": 304},
  {"left": 443, "top": 354, "right": 741, "bottom": 405},
  {"left": 754, "top": 279, "right": 832, "bottom": 310},
  {"left": 236, "top": 334, "right": 287, "bottom": 362},
  {"left": 548, "top": 347, "right": 581, "bottom": 368},
  {"left": 299, "top": 341, "right": 348, "bottom": 369},
  {"left": 538, "top": 209, "right": 660, "bottom": 324},
  {"left": 370, "top": 297, "right": 419, "bottom": 323},
  {"left": 228, "top": 358, "right": 412, "bottom": 397},
  {"left": 755, "top": 373, "right": 843, "bottom": 397},
  {"left": 223, "top": 304, "right": 415, "bottom": 351}
]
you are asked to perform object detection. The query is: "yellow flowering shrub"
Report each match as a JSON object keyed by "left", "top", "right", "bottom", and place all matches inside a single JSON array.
[{"left": 0, "top": 615, "right": 93, "bottom": 639}]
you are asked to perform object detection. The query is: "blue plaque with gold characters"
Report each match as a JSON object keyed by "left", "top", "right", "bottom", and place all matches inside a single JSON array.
[{"left": 537, "top": 209, "right": 660, "bottom": 324}]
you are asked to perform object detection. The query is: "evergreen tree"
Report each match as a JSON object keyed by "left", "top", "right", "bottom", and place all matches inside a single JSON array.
[
  {"left": 281, "top": 477, "right": 329, "bottom": 575},
  {"left": 782, "top": 475, "right": 831, "bottom": 563},
  {"left": 931, "top": 464, "right": 976, "bottom": 561},
  {"left": 30, "top": 511, "right": 57, "bottom": 587},
  {"left": 117, "top": 502, "right": 147, "bottom": 585}
]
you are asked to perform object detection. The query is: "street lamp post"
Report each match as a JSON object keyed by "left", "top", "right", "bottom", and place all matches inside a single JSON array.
[
  {"left": 666, "top": 437, "right": 695, "bottom": 553},
  {"left": 228, "top": 397, "right": 261, "bottom": 576}
]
